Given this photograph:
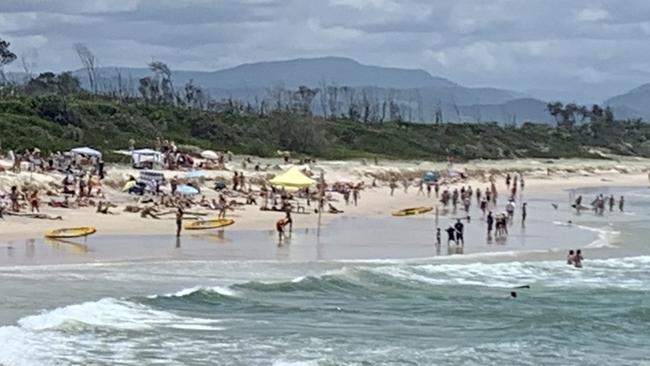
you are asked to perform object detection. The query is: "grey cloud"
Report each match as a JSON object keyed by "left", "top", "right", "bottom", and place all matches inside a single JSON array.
[{"left": 2, "top": 0, "right": 650, "bottom": 103}]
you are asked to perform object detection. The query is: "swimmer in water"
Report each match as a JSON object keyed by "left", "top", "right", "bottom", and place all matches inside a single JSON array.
[
  {"left": 574, "top": 249, "right": 583, "bottom": 268},
  {"left": 567, "top": 249, "right": 574, "bottom": 265}
]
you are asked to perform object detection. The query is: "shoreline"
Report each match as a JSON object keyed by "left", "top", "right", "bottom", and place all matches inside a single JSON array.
[
  {"left": 2, "top": 158, "right": 649, "bottom": 267},
  {"left": 2, "top": 170, "right": 648, "bottom": 242}
]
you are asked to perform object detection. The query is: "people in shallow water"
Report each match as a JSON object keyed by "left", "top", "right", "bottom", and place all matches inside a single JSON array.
[{"left": 566, "top": 249, "right": 584, "bottom": 268}]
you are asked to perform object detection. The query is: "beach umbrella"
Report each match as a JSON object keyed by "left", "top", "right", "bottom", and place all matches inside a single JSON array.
[
  {"left": 423, "top": 171, "right": 439, "bottom": 182},
  {"left": 176, "top": 184, "right": 199, "bottom": 195},
  {"left": 185, "top": 170, "right": 205, "bottom": 179},
  {"left": 201, "top": 150, "right": 219, "bottom": 160},
  {"left": 269, "top": 166, "right": 316, "bottom": 188}
]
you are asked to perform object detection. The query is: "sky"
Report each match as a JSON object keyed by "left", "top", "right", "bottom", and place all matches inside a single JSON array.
[{"left": 2, "top": 0, "right": 650, "bottom": 103}]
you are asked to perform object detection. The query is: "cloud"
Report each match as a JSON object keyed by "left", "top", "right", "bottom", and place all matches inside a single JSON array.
[
  {"left": 0, "top": 0, "right": 649, "bottom": 102},
  {"left": 577, "top": 8, "right": 610, "bottom": 22}
]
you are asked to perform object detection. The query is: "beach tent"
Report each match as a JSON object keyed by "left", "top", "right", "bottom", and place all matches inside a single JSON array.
[
  {"left": 269, "top": 166, "right": 316, "bottom": 188},
  {"left": 131, "top": 148, "right": 163, "bottom": 167},
  {"left": 70, "top": 147, "right": 102, "bottom": 158},
  {"left": 201, "top": 150, "right": 219, "bottom": 160}
]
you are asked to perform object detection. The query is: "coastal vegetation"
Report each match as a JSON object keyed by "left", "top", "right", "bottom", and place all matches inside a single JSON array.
[{"left": 2, "top": 39, "right": 650, "bottom": 161}]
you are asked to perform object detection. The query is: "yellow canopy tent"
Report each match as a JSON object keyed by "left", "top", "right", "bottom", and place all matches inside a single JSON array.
[{"left": 269, "top": 166, "right": 316, "bottom": 188}]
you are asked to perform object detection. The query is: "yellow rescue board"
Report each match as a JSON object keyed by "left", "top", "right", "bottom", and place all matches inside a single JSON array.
[
  {"left": 391, "top": 206, "right": 433, "bottom": 217},
  {"left": 44, "top": 227, "right": 97, "bottom": 239},
  {"left": 184, "top": 218, "right": 235, "bottom": 230}
]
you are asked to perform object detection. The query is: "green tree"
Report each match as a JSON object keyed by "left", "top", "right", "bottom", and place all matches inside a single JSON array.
[{"left": 0, "top": 38, "right": 17, "bottom": 83}]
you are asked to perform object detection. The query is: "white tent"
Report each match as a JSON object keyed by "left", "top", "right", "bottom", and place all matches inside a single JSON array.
[
  {"left": 131, "top": 148, "right": 163, "bottom": 166},
  {"left": 70, "top": 147, "right": 102, "bottom": 158}
]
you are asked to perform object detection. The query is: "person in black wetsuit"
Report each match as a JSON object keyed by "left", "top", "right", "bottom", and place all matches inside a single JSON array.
[{"left": 454, "top": 219, "right": 464, "bottom": 246}]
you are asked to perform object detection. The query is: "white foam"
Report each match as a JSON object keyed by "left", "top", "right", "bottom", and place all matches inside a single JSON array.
[
  {"left": 356, "top": 256, "right": 650, "bottom": 290},
  {"left": 17, "top": 297, "right": 223, "bottom": 332},
  {"left": 575, "top": 224, "right": 620, "bottom": 248}
]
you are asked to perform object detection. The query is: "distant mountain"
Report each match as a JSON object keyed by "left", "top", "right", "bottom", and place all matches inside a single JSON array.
[
  {"left": 14, "top": 56, "right": 554, "bottom": 124},
  {"left": 605, "top": 84, "right": 650, "bottom": 120}
]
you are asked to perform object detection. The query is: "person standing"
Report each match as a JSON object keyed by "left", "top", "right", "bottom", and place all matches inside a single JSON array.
[
  {"left": 574, "top": 249, "right": 584, "bottom": 268},
  {"left": 609, "top": 195, "right": 615, "bottom": 212},
  {"left": 285, "top": 209, "right": 293, "bottom": 234},
  {"left": 619, "top": 196, "right": 625, "bottom": 212},
  {"left": 521, "top": 202, "right": 527, "bottom": 226},
  {"left": 486, "top": 211, "right": 494, "bottom": 239},
  {"left": 175, "top": 207, "right": 184, "bottom": 237},
  {"left": 454, "top": 219, "right": 464, "bottom": 246},
  {"left": 445, "top": 225, "right": 456, "bottom": 245}
]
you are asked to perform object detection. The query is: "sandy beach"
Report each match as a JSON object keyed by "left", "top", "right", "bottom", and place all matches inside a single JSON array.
[{"left": 1, "top": 157, "right": 649, "bottom": 264}]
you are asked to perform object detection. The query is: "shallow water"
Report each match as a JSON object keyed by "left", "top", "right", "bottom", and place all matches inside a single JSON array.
[{"left": 1, "top": 187, "right": 650, "bottom": 365}]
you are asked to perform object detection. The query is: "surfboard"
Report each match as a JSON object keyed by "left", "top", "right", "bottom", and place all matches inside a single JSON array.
[
  {"left": 44, "top": 227, "right": 97, "bottom": 239},
  {"left": 391, "top": 206, "right": 433, "bottom": 217},
  {"left": 184, "top": 218, "right": 235, "bottom": 230}
]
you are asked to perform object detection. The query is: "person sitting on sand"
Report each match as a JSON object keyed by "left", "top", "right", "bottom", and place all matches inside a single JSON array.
[
  {"left": 328, "top": 203, "right": 343, "bottom": 214},
  {"left": 48, "top": 196, "right": 73, "bottom": 208},
  {"left": 96, "top": 201, "right": 116, "bottom": 215},
  {"left": 140, "top": 206, "right": 161, "bottom": 219},
  {"left": 246, "top": 193, "right": 257, "bottom": 205},
  {"left": 124, "top": 205, "right": 142, "bottom": 213}
]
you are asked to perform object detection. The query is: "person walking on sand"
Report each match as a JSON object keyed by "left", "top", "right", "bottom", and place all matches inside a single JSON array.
[
  {"left": 175, "top": 207, "right": 184, "bottom": 237},
  {"left": 436, "top": 228, "right": 441, "bottom": 247},
  {"left": 417, "top": 180, "right": 424, "bottom": 196},
  {"left": 389, "top": 178, "right": 397, "bottom": 196},
  {"left": 426, "top": 183, "right": 432, "bottom": 198},
  {"left": 434, "top": 182, "right": 440, "bottom": 198},
  {"left": 619, "top": 196, "right": 625, "bottom": 212}
]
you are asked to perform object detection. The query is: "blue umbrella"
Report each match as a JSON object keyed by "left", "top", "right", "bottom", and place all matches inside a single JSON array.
[
  {"left": 176, "top": 184, "right": 199, "bottom": 195},
  {"left": 423, "top": 171, "right": 439, "bottom": 182}
]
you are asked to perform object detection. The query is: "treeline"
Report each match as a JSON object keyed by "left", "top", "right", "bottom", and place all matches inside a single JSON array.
[
  {"left": 2, "top": 92, "right": 650, "bottom": 161},
  {"left": 3, "top": 39, "right": 650, "bottom": 161}
]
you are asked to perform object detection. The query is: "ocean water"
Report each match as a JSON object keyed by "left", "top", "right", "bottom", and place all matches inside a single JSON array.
[{"left": 1, "top": 187, "right": 650, "bottom": 365}]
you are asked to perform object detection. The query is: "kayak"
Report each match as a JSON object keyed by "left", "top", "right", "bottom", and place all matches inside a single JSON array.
[
  {"left": 184, "top": 218, "right": 235, "bottom": 230},
  {"left": 44, "top": 227, "right": 97, "bottom": 239},
  {"left": 391, "top": 206, "right": 433, "bottom": 217}
]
